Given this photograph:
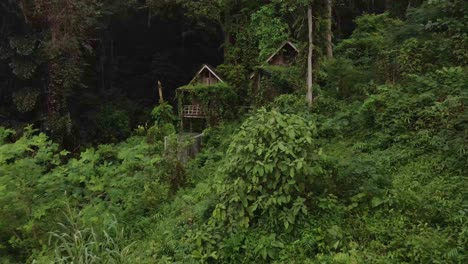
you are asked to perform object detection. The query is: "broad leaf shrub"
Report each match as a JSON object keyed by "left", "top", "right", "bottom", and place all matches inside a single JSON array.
[
  {"left": 150, "top": 102, "right": 177, "bottom": 126},
  {"left": 186, "top": 109, "right": 332, "bottom": 262},
  {"left": 0, "top": 126, "right": 67, "bottom": 260},
  {"left": 214, "top": 109, "right": 316, "bottom": 230},
  {"left": 146, "top": 102, "right": 177, "bottom": 143},
  {"left": 0, "top": 109, "right": 179, "bottom": 262},
  {"left": 268, "top": 94, "right": 309, "bottom": 117}
]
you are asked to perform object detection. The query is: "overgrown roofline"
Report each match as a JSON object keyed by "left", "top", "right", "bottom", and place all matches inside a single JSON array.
[
  {"left": 188, "top": 64, "right": 224, "bottom": 85},
  {"left": 264, "top": 41, "right": 300, "bottom": 64},
  {"left": 250, "top": 40, "right": 300, "bottom": 79}
]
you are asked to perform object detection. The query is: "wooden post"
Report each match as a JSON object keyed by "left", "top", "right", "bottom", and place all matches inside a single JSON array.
[
  {"left": 181, "top": 117, "right": 184, "bottom": 133},
  {"left": 158, "top": 80, "right": 164, "bottom": 103}
]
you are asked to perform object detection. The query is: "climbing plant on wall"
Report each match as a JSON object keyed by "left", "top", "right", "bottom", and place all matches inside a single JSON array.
[
  {"left": 250, "top": 65, "right": 304, "bottom": 106},
  {"left": 177, "top": 82, "right": 238, "bottom": 126}
]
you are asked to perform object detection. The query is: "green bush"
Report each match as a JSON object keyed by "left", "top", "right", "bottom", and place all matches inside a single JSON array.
[
  {"left": 268, "top": 94, "right": 309, "bottom": 116},
  {"left": 150, "top": 102, "right": 177, "bottom": 126},
  {"left": 215, "top": 109, "right": 316, "bottom": 231},
  {"left": 0, "top": 126, "right": 174, "bottom": 262},
  {"left": 147, "top": 102, "right": 177, "bottom": 142},
  {"left": 184, "top": 109, "right": 328, "bottom": 262},
  {"left": 94, "top": 104, "right": 131, "bottom": 143},
  {"left": 0, "top": 126, "right": 67, "bottom": 260},
  {"left": 336, "top": 13, "right": 402, "bottom": 67},
  {"left": 319, "top": 58, "right": 372, "bottom": 99}
]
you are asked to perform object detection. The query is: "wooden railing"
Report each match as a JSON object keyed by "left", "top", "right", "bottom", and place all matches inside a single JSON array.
[{"left": 183, "top": 104, "right": 206, "bottom": 118}]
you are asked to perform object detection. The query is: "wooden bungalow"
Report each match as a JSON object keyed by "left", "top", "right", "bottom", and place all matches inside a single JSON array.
[
  {"left": 188, "top": 64, "right": 224, "bottom": 86},
  {"left": 250, "top": 41, "right": 300, "bottom": 105},
  {"left": 265, "top": 41, "right": 300, "bottom": 66},
  {"left": 176, "top": 64, "right": 225, "bottom": 131}
]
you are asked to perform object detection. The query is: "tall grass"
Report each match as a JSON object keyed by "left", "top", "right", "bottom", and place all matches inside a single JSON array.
[{"left": 46, "top": 209, "right": 134, "bottom": 264}]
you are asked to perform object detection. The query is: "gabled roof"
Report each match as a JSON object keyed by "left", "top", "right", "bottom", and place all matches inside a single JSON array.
[
  {"left": 265, "top": 41, "right": 300, "bottom": 64},
  {"left": 249, "top": 41, "right": 300, "bottom": 79},
  {"left": 188, "top": 64, "right": 224, "bottom": 85}
]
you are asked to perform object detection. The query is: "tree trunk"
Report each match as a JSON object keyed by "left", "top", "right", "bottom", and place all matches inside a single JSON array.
[
  {"left": 306, "top": 6, "right": 313, "bottom": 106},
  {"left": 336, "top": 8, "right": 342, "bottom": 40},
  {"left": 224, "top": 29, "right": 231, "bottom": 60},
  {"left": 326, "top": 0, "right": 333, "bottom": 59},
  {"left": 99, "top": 35, "right": 106, "bottom": 93},
  {"left": 223, "top": 13, "right": 231, "bottom": 62}
]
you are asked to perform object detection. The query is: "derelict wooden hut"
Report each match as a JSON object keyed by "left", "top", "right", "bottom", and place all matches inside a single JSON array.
[
  {"left": 250, "top": 41, "right": 300, "bottom": 105},
  {"left": 265, "top": 41, "right": 300, "bottom": 66},
  {"left": 189, "top": 64, "right": 224, "bottom": 86},
  {"left": 176, "top": 64, "right": 225, "bottom": 131}
]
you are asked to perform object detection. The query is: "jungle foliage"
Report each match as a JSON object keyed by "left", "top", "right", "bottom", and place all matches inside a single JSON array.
[{"left": 0, "top": 0, "right": 467, "bottom": 263}]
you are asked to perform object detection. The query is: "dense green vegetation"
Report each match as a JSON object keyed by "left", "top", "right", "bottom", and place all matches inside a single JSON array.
[{"left": 1, "top": 0, "right": 467, "bottom": 263}]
